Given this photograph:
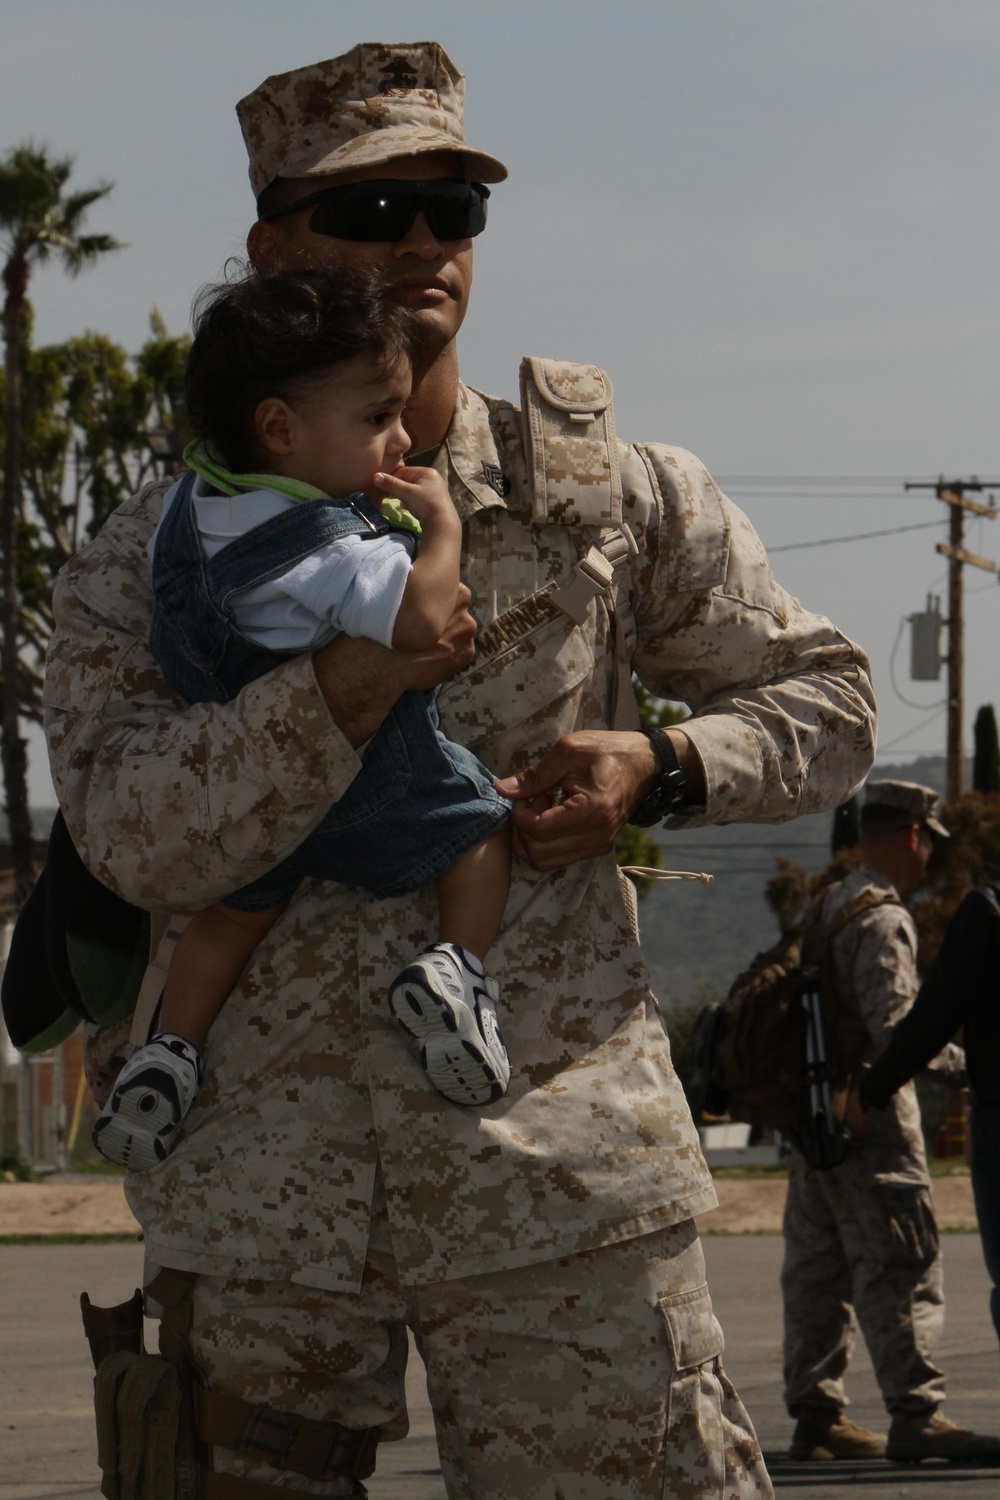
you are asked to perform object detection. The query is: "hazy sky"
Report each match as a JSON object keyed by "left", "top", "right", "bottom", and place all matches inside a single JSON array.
[{"left": 5, "top": 0, "right": 1000, "bottom": 803}]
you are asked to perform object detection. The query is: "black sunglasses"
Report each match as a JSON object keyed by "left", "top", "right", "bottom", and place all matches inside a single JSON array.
[{"left": 258, "top": 179, "right": 490, "bottom": 243}]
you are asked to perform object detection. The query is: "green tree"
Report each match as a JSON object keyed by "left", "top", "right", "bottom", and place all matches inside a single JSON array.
[
  {"left": 0, "top": 144, "right": 121, "bottom": 901},
  {"left": 7, "top": 314, "right": 190, "bottom": 729},
  {"left": 908, "top": 789, "right": 1000, "bottom": 970},
  {"left": 973, "top": 705, "right": 1000, "bottom": 794},
  {"left": 764, "top": 846, "right": 861, "bottom": 934}
]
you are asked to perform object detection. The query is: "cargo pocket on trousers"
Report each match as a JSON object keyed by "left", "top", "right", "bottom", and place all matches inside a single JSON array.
[
  {"left": 658, "top": 1282, "right": 729, "bottom": 1498},
  {"left": 876, "top": 1182, "right": 940, "bottom": 1268}
]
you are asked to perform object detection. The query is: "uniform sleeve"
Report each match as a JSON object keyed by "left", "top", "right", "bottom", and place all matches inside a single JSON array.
[
  {"left": 42, "top": 486, "right": 364, "bottom": 910},
  {"left": 845, "top": 906, "right": 920, "bottom": 1047},
  {"left": 625, "top": 445, "right": 876, "bottom": 825}
]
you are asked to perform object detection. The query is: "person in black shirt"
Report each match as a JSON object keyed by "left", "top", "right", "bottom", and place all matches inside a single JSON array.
[{"left": 850, "top": 884, "right": 1000, "bottom": 1347}]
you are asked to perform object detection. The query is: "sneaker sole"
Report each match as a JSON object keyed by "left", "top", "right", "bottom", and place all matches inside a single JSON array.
[
  {"left": 388, "top": 970, "right": 506, "bottom": 1106},
  {"left": 92, "top": 1071, "right": 182, "bottom": 1171}
]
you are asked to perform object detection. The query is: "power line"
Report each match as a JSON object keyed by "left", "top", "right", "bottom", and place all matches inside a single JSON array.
[
  {"left": 717, "top": 476, "right": 913, "bottom": 486},
  {"left": 878, "top": 705, "right": 947, "bottom": 754},
  {"left": 663, "top": 841, "right": 831, "bottom": 851},
  {"left": 767, "top": 520, "right": 945, "bottom": 554},
  {"left": 720, "top": 478, "right": 968, "bottom": 508}
]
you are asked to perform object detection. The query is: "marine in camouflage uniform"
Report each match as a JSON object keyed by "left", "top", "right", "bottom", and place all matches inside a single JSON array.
[
  {"left": 783, "top": 779, "right": 1000, "bottom": 1465},
  {"left": 46, "top": 42, "right": 879, "bottom": 1499}
]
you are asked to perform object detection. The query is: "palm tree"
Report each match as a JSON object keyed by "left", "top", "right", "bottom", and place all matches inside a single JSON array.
[{"left": 1, "top": 144, "right": 122, "bottom": 903}]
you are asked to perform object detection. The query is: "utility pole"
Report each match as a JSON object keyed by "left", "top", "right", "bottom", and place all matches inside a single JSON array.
[{"left": 904, "top": 478, "right": 998, "bottom": 803}]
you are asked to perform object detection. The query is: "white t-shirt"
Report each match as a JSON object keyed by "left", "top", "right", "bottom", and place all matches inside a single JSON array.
[{"left": 152, "top": 475, "right": 415, "bottom": 651}]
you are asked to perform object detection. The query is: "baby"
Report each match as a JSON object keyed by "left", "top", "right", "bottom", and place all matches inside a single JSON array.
[{"left": 93, "top": 266, "right": 512, "bottom": 1171}]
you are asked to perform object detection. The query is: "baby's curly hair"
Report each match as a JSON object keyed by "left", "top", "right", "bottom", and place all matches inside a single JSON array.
[{"left": 185, "top": 263, "right": 423, "bottom": 472}]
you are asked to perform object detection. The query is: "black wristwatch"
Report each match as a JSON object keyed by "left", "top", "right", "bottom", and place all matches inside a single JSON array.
[{"left": 630, "top": 728, "right": 689, "bottom": 826}]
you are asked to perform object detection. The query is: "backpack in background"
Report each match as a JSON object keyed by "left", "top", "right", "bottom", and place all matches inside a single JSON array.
[{"left": 691, "top": 888, "right": 900, "bottom": 1170}]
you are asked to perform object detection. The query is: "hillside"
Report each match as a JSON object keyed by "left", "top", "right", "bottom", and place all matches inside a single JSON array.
[{"left": 636, "top": 756, "right": 949, "bottom": 1014}]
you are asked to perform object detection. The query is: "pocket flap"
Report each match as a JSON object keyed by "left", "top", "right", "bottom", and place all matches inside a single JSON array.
[
  {"left": 519, "top": 357, "right": 622, "bottom": 527},
  {"left": 658, "top": 1282, "right": 724, "bottom": 1372},
  {"left": 524, "top": 357, "right": 613, "bottom": 414}
]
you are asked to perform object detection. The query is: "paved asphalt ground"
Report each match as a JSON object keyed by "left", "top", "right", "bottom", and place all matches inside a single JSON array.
[{"left": 3, "top": 1234, "right": 998, "bottom": 1499}]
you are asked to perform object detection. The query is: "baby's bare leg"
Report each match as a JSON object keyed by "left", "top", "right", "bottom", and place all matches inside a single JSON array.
[
  {"left": 435, "top": 826, "right": 511, "bottom": 963},
  {"left": 160, "top": 902, "right": 286, "bottom": 1050}
]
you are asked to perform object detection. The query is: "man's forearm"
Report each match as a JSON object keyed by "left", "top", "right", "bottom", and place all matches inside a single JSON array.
[
  {"left": 311, "top": 634, "right": 406, "bottom": 747},
  {"left": 312, "top": 584, "right": 478, "bottom": 746}
]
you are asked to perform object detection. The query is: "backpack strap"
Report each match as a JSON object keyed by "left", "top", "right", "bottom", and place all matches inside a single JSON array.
[
  {"left": 799, "top": 884, "right": 903, "bottom": 976},
  {"left": 519, "top": 356, "right": 640, "bottom": 730},
  {"left": 820, "top": 886, "right": 903, "bottom": 942}
]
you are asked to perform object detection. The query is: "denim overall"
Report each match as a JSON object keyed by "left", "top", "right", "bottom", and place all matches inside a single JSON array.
[{"left": 150, "top": 472, "right": 510, "bottom": 909}]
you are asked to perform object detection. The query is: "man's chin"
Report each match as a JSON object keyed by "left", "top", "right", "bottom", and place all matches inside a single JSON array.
[{"left": 403, "top": 304, "right": 462, "bottom": 360}]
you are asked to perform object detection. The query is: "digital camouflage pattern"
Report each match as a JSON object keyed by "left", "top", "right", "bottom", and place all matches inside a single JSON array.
[
  {"left": 188, "top": 1172, "right": 772, "bottom": 1497},
  {"left": 46, "top": 376, "right": 876, "bottom": 1297},
  {"left": 782, "top": 866, "right": 947, "bottom": 1417},
  {"left": 820, "top": 866, "right": 928, "bottom": 1160},
  {"left": 782, "top": 1151, "right": 945, "bottom": 1419},
  {"left": 863, "top": 777, "right": 949, "bottom": 838},
  {"left": 237, "top": 42, "right": 508, "bottom": 200},
  {"left": 519, "top": 357, "right": 623, "bottom": 527}
]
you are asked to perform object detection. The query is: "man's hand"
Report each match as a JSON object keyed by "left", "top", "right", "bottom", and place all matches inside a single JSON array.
[
  {"left": 312, "top": 585, "right": 476, "bottom": 747},
  {"left": 401, "top": 584, "right": 477, "bottom": 688},
  {"left": 494, "top": 730, "right": 663, "bottom": 870}
]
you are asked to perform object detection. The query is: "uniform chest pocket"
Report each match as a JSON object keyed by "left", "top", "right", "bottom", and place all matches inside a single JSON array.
[{"left": 436, "top": 585, "right": 601, "bottom": 769}]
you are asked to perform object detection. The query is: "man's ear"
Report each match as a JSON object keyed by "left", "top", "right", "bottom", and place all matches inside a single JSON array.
[
  {"left": 255, "top": 397, "right": 296, "bottom": 458},
  {"left": 247, "top": 218, "right": 284, "bottom": 272}
]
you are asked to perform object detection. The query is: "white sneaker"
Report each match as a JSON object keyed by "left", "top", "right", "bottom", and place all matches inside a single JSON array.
[
  {"left": 92, "top": 1033, "right": 203, "bottom": 1171},
  {"left": 388, "top": 943, "right": 510, "bottom": 1106}
]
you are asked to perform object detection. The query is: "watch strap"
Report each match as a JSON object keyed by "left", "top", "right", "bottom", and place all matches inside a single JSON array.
[{"left": 630, "top": 728, "right": 689, "bottom": 826}]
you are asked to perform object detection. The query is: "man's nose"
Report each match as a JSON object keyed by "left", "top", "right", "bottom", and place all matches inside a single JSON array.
[{"left": 392, "top": 211, "right": 443, "bottom": 259}]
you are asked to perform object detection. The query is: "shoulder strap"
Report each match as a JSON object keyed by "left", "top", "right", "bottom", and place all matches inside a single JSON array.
[
  {"left": 518, "top": 356, "right": 640, "bottom": 730},
  {"left": 797, "top": 884, "right": 902, "bottom": 973},
  {"left": 821, "top": 886, "right": 903, "bottom": 942}
]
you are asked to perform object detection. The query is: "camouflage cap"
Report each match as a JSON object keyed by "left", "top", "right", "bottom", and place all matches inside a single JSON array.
[
  {"left": 863, "top": 779, "right": 949, "bottom": 837},
  {"left": 237, "top": 41, "right": 508, "bottom": 202}
]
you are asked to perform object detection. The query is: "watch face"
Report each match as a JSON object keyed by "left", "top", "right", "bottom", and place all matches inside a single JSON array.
[{"left": 631, "top": 770, "right": 687, "bottom": 826}]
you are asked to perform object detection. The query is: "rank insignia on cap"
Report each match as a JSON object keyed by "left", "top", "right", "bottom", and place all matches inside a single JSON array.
[
  {"left": 480, "top": 461, "right": 510, "bottom": 497},
  {"left": 379, "top": 58, "right": 419, "bottom": 92}
]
